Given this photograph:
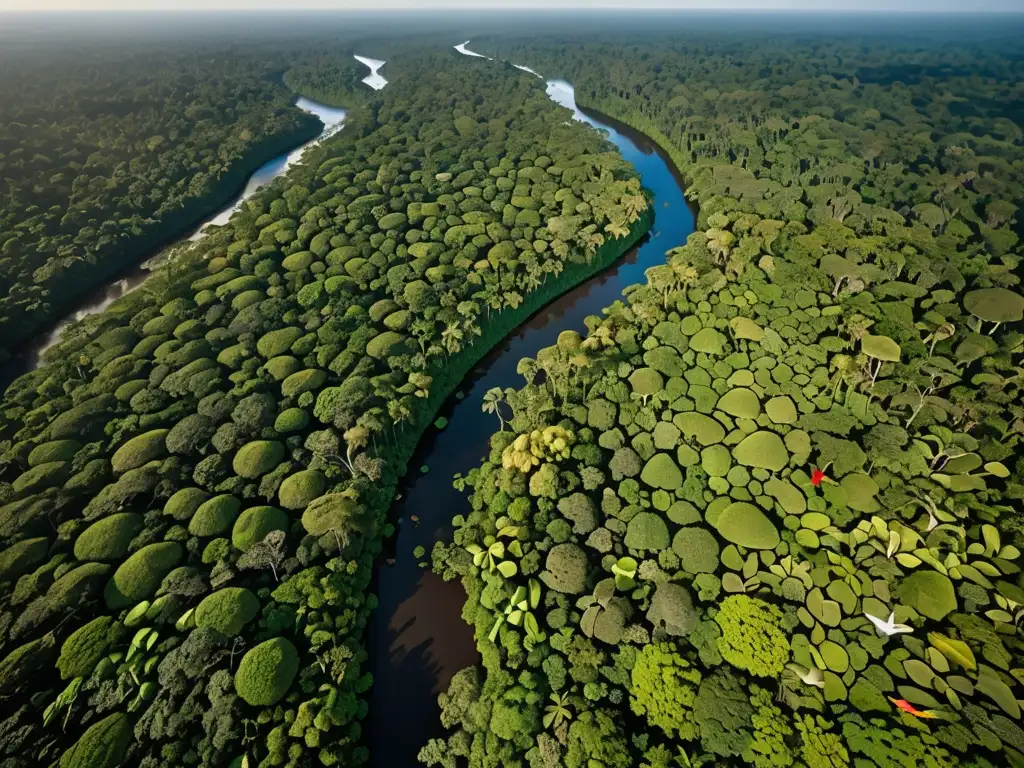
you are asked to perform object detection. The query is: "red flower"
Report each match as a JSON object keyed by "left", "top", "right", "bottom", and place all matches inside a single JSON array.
[{"left": 811, "top": 468, "right": 826, "bottom": 487}]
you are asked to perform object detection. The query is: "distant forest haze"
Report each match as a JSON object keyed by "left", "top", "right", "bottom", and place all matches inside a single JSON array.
[{"left": 0, "top": 11, "right": 1022, "bottom": 768}]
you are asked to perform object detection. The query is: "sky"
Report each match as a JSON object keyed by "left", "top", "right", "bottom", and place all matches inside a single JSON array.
[{"left": 0, "top": 0, "right": 1020, "bottom": 11}]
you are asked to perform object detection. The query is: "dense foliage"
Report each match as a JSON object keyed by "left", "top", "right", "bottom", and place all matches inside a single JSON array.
[
  {"left": 425, "top": 29, "right": 1024, "bottom": 768},
  {"left": 0, "top": 40, "right": 335, "bottom": 356},
  {"left": 0, "top": 50, "right": 648, "bottom": 767}
]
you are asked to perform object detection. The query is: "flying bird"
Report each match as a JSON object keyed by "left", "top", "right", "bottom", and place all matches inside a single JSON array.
[{"left": 865, "top": 611, "right": 914, "bottom": 637}]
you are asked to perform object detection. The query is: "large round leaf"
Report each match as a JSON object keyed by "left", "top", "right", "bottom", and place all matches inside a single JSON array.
[{"left": 715, "top": 502, "right": 780, "bottom": 550}]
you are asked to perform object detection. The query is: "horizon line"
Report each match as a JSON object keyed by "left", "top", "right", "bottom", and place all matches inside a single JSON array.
[{"left": 2, "top": 6, "right": 1023, "bottom": 14}]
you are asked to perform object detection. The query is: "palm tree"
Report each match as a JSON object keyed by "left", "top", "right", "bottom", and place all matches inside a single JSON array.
[
  {"left": 542, "top": 692, "right": 573, "bottom": 729},
  {"left": 705, "top": 227, "right": 736, "bottom": 265},
  {"left": 621, "top": 193, "right": 647, "bottom": 223},
  {"left": 387, "top": 398, "right": 412, "bottom": 437},
  {"left": 582, "top": 324, "right": 615, "bottom": 352},
  {"left": 441, "top": 325, "right": 464, "bottom": 355},
  {"left": 341, "top": 426, "right": 368, "bottom": 476},
  {"left": 516, "top": 357, "right": 539, "bottom": 385},
  {"left": 605, "top": 218, "right": 630, "bottom": 239},
  {"left": 481, "top": 387, "right": 507, "bottom": 430}
]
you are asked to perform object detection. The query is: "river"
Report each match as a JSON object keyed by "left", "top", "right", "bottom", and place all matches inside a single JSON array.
[
  {"left": 3, "top": 96, "right": 346, "bottom": 380},
  {"left": 366, "top": 71, "right": 695, "bottom": 767}
]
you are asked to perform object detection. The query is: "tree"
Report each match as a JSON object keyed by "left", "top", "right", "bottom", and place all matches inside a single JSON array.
[
  {"left": 236, "top": 530, "right": 286, "bottom": 582},
  {"left": 481, "top": 387, "right": 508, "bottom": 431},
  {"left": 630, "top": 643, "right": 701, "bottom": 739}
]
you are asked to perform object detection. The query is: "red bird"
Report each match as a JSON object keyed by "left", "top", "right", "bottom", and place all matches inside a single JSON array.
[
  {"left": 811, "top": 468, "right": 827, "bottom": 487},
  {"left": 888, "top": 698, "right": 939, "bottom": 719}
]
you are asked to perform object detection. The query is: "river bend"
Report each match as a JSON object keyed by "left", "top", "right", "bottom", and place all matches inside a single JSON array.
[{"left": 366, "top": 64, "right": 695, "bottom": 767}]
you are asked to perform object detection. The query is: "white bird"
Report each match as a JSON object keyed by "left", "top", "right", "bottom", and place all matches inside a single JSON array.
[
  {"left": 864, "top": 611, "right": 914, "bottom": 637},
  {"left": 786, "top": 663, "right": 825, "bottom": 689}
]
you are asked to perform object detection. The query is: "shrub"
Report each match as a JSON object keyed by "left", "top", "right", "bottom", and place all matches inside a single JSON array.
[
  {"left": 278, "top": 469, "right": 327, "bottom": 510},
  {"left": 114, "top": 379, "right": 148, "bottom": 402},
  {"left": 640, "top": 453, "right": 683, "bottom": 490},
  {"left": 57, "top": 616, "right": 122, "bottom": 680},
  {"left": 628, "top": 367, "right": 664, "bottom": 403},
  {"left": 630, "top": 643, "right": 701, "bottom": 739},
  {"left": 82, "top": 463, "right": 160, "bottom": 521},
  {"left": 282, "top": 250, "right": 315, "bottom": 272},
  {"left": 46, "top": 562, "right": 110, "bottom": 607},
  {"left": 0, "top": 634, "right": 56, "bottom": 695},
  {"left": 265, "top": 356, "right": 302, "bottom": 380},
  {"left": 624, "top": 512, "right": 671, "bottom": 552},
  {"left": 301, "top": 493, "right": 360, "bottom": 537},
  {"left": 194, "top": 587, "right": 261, "bottom": 636},
  {"left": 74, "top": 513, "right": 144, "bottom": 561},
  {"left": 274, "top": 408, "right": 309, "bottom": 433},
  {"left": 366, "top": 331, "right": 404, "bottom": 359},
  {"left": 47, "top": 394, "right": 115, "bottom": 440},
  {"left": 110, "top": 429, "right": 169, "bottom": 474},
  {"left": 646, "top": 582, "right": 697, "bottom": 636},
  {"left": 714, "top": 595, "right": 790, "bottom": 677},
  {"left": 58, "top": 712, "right": 132, "bottom": 768},
  {"left": 163, "top": 487, "right": 210, "bottom": 521},
  {"left": 233, "top": 441, "right": 285, "bottom": 479},
  {"left": 143, "top": 314, "right": 179, "bottom": 336},
  {"left": 234, "top": 637, "right": 299, "bottom": 706},
  {"left": 671, "top": 527, "right": 720, "bottom": 574},
  {"left": 13, "top": 461, "right": 71, "bottom": 494},
  {"left": 232, "top": 506, "right": 289, "bottom": 551},
  {"left": 104, "top": 542, "right": 183, "bottom": 609},
  {"left": 166, "top": 414, "right": 216, "bottom": 455},
  {"left": 0, "top": 537, "right": 49, "bottom": 581},
  {"left": 540, "top": 543, "right": 588, "bottom": 594},
  {"left": 27, "top": 440, "right": 80, "bottom": 467},
  {"left": 281, "top": 369, "right": 327, "bottom": 398},
  {"left": 189, "top": 495, "right": 242, "bottom": 537},
  {"left": 257, "top": 327, "right": 303, "bottom": 358},
  {"left": 557, "top": 493, "right": 598, "bottom": 534}
]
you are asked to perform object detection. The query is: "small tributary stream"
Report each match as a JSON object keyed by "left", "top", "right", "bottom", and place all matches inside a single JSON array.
[{"left": 366, "top": 56, "right": 696, "bottom": 766}]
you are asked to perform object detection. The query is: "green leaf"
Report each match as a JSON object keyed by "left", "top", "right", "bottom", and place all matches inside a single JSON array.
[
  {"left": 124, "top": 601, "right": 151, "bottom": 627},
  {"left": 581, "top": 605, "right": 600, "bottom": 637},
  {"left": 488, "top": 616, "right": 504, "bottom": 643},
  {"left": 528, "top": 578, "right": 542, "bottom": 609},
  {"left": 984, "top": 461, "right": 1010, "bottom": 478},
  {"left": 174, "top": 607, "right": 195, "bottom": 632},
  {"left": 976, "top": 666, "right": 1021, "bottom": 718},
  {"left": 496, "top": 560, "right": 518, "bottom": 578},
  {"left": 928, "top": 632, "right": 976, "bottom": 671}
]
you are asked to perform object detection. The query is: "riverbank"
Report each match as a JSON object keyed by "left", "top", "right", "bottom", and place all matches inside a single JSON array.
[
  {"left": 1, "top": 112, "right": 322, "bottom": 365},
  {"left": 364, "top": 76, "right": 697, "bottom": 767},
  {"left": 570, "top": 92, "right": 700, "bottom": 223},
  {"left": 363, "top": 206, "right": 653, "bottom": 767},
  {"left": 0, "top": 98, "right": 349, "bottom": 387}
]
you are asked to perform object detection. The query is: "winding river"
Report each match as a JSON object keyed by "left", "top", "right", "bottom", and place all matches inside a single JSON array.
[
  {"left": 5, "top": 46, "right": 694, "bottom": 766},
  {"left": 366, "top": 66, "right": 695, "bottom": 766},
  {"left": 3, "top": 97, "right": 346, "bottom": 380}
]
